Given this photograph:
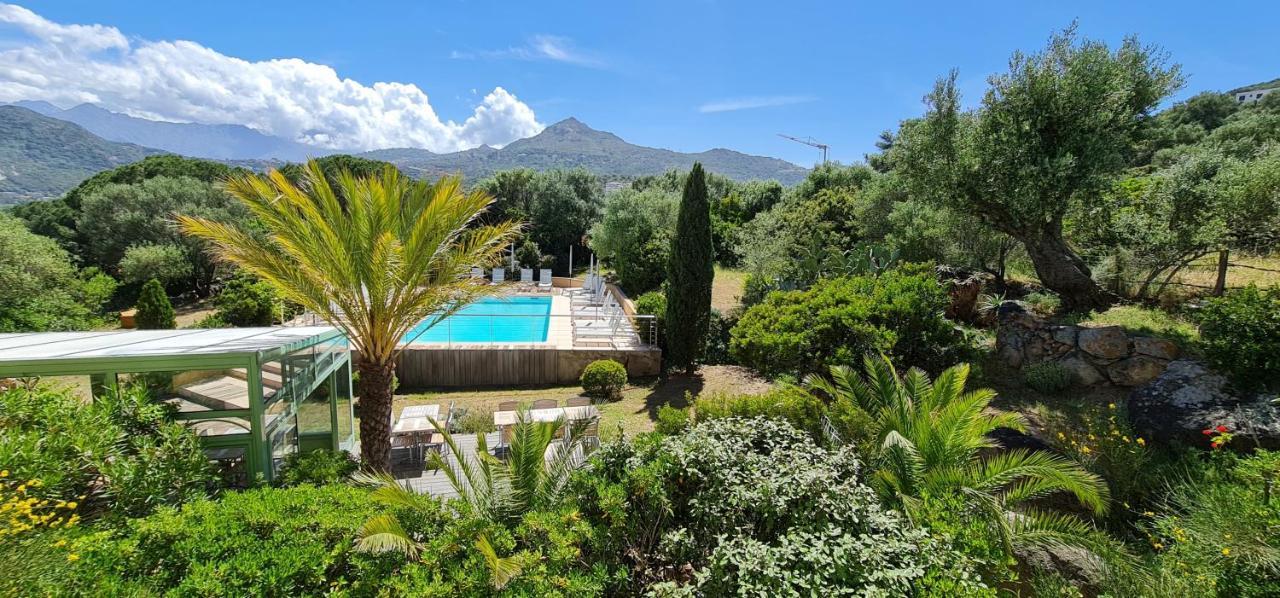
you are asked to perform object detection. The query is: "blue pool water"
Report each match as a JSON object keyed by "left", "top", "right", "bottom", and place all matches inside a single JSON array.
[{"left": 401, "top": 296, "right": 551, "bottom": 343}]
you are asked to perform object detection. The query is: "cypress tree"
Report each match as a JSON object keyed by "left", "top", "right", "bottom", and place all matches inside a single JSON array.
[
  {"left": 135, "top": 278, "right": 176, "bottom": 329},
  {"left": 665, "top": 163, "right": 714, "bottom": 373}
]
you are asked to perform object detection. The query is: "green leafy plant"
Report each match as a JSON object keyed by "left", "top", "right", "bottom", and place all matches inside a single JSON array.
[
  {"left": 654, "top": 404, "right": 689, "bottom": 435},
  {"left": 804, "top": 355, "right": 1133, "bottom": 579},
  {"left": 730, "top": 264, "right": 962, "bottom": 377},
  {"left": 666, "top": 162, "right": 715, "bottom": 372},
  {"left": 276, "top": 449, "right": 358, "bottom": 487},
  {"left": 212, "top": 271, "right": 280, "bottom": 326},
  {"left": 1023, "top": 361, "right": 1076, "bottom": 394},
  {"left": 692, "top": 386, "right": 826, "bottom": 439},
  {"left": 454, "top": 405, "right": 496, "bottom": 434},
  {"left": 1197, "top": 284, "right": 1280, "bottom": 391},
  {"left": 1023, "top": 291, "right": 1062, "bottom": 316},
  {"left": 580, "top": 359, "right": 627, "bottom": 400},
  {"left": 133, "top": 278, "right": 175, "bottom": 329},
  {"left": 634, "top": 290, "right": 666, "bottom": 349}
]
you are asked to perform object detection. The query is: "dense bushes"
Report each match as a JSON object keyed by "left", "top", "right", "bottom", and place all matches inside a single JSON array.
[
  {"left": 691, "top": 386, "right": 826, "bottom": 439},
  {"left": 574, "top": 417, "right": 991, "bottom": 595},
  {"left": 62, "top": 484, "right": 391, "bottom": 596},
  {"left": 0, "top": 212, "right": 108, "bottom": 332},
  {"left": 730, "top": 265, "right": 962, "bottom": 377},
  {"left": 1197, "top": 284, "right": 1280, "bottom": 390},
  {"left": 213, "top": 272, "right": 280, "bottom": 326},
  {"left": 1022, "top": 361, "right": 1075, "bottom": 394},
  {"left": 276, "top": 450, "right": 358, "bottom": 487},
  {"left": 0, "top": 384, "right": 211, "bottom": 522},
  {"left": 580, "top": 359, "right": 627, "bottom": 400}
]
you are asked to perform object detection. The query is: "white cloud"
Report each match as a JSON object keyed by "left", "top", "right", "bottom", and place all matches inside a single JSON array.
[
  {"left": 0, "top": 3, "right": 543, "bottom": 152},
  {"left": 698, "top": 95, "right": 817, "bottom": 113},
  {"left": 452, "top": 34, "right": 605, "bottom": 68}
]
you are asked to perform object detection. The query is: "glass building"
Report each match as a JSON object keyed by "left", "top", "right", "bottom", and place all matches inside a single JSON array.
[{"left": 0, "top": 327, "right": 353, "bottom": 485}]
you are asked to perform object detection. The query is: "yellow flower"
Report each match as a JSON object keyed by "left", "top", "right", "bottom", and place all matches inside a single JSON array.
[
  {"left": 65, "top": 501, "right": 77, "bottom": 510},
  {"left": 1137, "top": 437, "right": 1146, "bottom": 446},
  {"left": 53, "top": 539, "right": 67, "bottom": 548},
  {"left": 1081, "top": 446, "right": 1092, "bottom": 454},
  {"left": 1057, "top": 432, "right": 1066, "bottom": 440},
  {"left": 1143, "top": 511, "right": 1155, "bottom": 517},
  {"left": 1222, "top": 548, "right": 1231, "bottom": 557},
  {"left": 66, "top": 553, "right": 79, "bottom": 562},
  {"left": 0, "top": 470, "right": 8, "bottom": 478},
  {"left": 1108, "top": 403, "right": 1116, "bottom": 410}
]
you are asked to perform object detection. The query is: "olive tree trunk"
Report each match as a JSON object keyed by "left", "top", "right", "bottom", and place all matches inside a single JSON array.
[
  {"left": 355, "top": 356, "right": 395, "bottom": 473},
  {"left": 1023, "top": 227, "right": 1115, "bottom": 312}
]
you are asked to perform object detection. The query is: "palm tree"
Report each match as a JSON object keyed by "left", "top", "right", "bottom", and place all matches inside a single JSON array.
[
  {"left": 179, "top": 161, "right": 518, "bottom": 471},
  {"left": 806, "top": 355, "right": 1132, "bottom": 572},
  {"left": 354, "top": 414, "right": 591, "bottom": 588}
]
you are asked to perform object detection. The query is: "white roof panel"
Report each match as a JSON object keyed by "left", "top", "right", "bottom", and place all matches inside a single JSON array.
[{"left": 0, "top": 327, "right": 341, "bottom": 362}]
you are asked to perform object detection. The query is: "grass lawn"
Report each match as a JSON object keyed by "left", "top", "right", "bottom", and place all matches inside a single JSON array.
[
  {"left": 1062, "top": 304, "right": 1201, "bottom": 350},
  {"left": 394, "top": 365, "right": 772, "bottom": 440},
  {"left": 712, "top": 267, "right": 748, "bottom": 313}
]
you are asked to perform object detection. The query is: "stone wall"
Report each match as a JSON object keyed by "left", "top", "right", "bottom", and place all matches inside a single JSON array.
[{"left": 995, "top": 301, "right": 1180, "bottom": 387}]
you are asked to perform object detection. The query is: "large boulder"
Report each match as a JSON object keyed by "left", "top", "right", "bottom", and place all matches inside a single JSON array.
[
  {"left": 1077, "top": 326, "right": 1129, "bottom": 360},
  {"left": 1132, "top": 337, "right": 1180, "bottom": 361},
  {"left": 1106, "top": 355, "right": 1168, "bottom": 387},
  {"left": 1059, "top": 354, "right": 1106, "bottom": 386},
  {"left": 1129, "top": 359, "right": 1280, "bottom": 450}
]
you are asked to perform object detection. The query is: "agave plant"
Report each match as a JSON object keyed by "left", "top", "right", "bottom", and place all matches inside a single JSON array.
[
  {"left": 179, "top": 161, "right": 518, "bottom": 472},
  {"left": 806, "top": 354, "right": 1134, "bottom": 573},
  {"left": 354, "top": 413, "right": 592, "bottom": 588}
]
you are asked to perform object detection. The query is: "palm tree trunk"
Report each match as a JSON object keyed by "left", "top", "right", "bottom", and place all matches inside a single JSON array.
[{"left": 356, "top": 356, "right": 395, "bottom": 472}]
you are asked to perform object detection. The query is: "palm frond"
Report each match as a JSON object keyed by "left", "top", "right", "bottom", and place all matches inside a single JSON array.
[
  {"left": 354, "top": 513, "right": 421, "bottom": 559},
  {"left": 475, "top": 534, "right": 530, "bottom": 590}
]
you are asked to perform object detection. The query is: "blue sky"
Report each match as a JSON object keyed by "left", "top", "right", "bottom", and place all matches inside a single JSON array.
[{"left": 2, "top": 1, "right": 1276, "bottom": 165}]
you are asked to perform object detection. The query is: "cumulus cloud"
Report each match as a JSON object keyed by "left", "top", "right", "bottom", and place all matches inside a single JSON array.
[
  {"left": 698, "top": 95, "right": 817, "bottom": 113},
  {"left": 451, "top": 34, "right": 605, "bottom": 68},
  {"left": 0, "top": 3, "right": 543, "bottom": 151}
]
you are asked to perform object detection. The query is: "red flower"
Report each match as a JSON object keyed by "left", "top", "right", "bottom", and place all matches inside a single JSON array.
[
  {"left": 1211, "top": 441, "right": 1222, "bottom": 449},
  {"left": 1202, "top": 429, "right": 1214, "bottom": 435},
  {"left": 1216, "top": 425, "right": 1229, "bottom": 433}
]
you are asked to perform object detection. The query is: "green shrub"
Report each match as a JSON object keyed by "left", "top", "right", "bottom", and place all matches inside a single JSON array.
[
  {"left": 1023, "top": 291, "right": 1062, "bottom": 315},
  {"left": 454, "top": 405, "right": 496, "bottom": 434},
  {"left": 0, "top": 384, "right": 211, "bottom": 522},
  {"left": 276, "top": 450, "right": 357, "bottom": 487},
  {"left": 634, "top": 290, "right": 666, "bottom": 349},
  {"left": 214, "top": 272, "right": 278, "bottom": 327},
  {"left": 1197, "top": 284, "right": 1280, "bottom": 391},
  {"left": 692, "top": 386, "right": 826, "bottom": 439},
  {"left": 703, "top": 308, "right": 736, "bottom": 365},
  {"left": 1022, "top": 361, "right": 1076, "bottom": 394},
  {"left": 1040, "top": 401, "right": 1155, "bottom": 523},
  {"left": 654, "top": 404, "right": 689, "bottom": 435},
  {"left": 190, "top": 313, "right": 229, "bottom": 329},
  {"left": 730, "top": 265, "right": 962, "bottom": 377},
  {"left": 515, "top": 239, "right": 542, "bottom": 269},
  {"left": 580, "top": 359, "right": 627, "bottom": 400},
  {"left": 62, "top": 484, "right": 395, "bottom": 596},
  {"left": 134, "top": 278, "right": 175, "bottom": 329},
  {"left": 118, "top": 243, "right": 192, "bottom": 289},
  {"left": 574, "top": 417, "right": 991, "bottom": 595}
]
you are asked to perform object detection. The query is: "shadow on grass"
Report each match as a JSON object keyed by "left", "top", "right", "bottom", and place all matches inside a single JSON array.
[{"left": 635, "top": 373, "right": 705, "bottom": 423}]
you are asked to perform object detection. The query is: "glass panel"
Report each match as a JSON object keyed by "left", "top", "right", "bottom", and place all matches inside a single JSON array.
[
  {"left": 117, "top": 369, "right": 251, "bottom": 412},
  {"left": 268, "top": 416, "right": 298, "bottom": 475},
  {"left": 184, "top": 417, "right": 251, "bottom": 437},
  {"left": 205, "top": 446, "right": 250, "bottom": 489},
  {"left": 334, "top": 364, "right": 353, "bottom": 448},
  {"left": 298, "top": 379, "right": 332, "bottom": 435},
  {"left": 25, "top": 375, "right": 94, "bottom": 402},
  {"left": 261, "top": 360, "right": 283, "bottom": 403}
]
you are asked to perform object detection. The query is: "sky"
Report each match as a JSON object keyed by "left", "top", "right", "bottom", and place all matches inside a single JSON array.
[{"left": 1, "top": 1, "right": 1276, "bottom": 166}]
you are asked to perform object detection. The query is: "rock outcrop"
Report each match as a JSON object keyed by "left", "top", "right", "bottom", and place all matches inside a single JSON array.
[
  {"left": 1128, "top": 359, "right": 1280, "bottom": 450},
  {"left": 996, "top": 301, "right": 1179, "bottom": 387}
]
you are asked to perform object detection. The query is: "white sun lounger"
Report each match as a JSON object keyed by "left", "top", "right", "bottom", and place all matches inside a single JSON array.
[
  {"left": 492, "top": 268, "right": 505, "bottom": 284},
  {"left": 471, "top": 267, "right": 484, "bottom": 280},
  {"left": 538, "top": 269, "right": 553, "bottom": 292}
]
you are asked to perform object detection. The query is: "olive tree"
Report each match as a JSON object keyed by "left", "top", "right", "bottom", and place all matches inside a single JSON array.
[{"left": 896, "top": 26, "right": 1182, "bottom": 311}]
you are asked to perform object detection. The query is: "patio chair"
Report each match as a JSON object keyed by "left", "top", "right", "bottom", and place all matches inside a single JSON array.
[
  {"left": 520, "top": 268, "right": 534, "bottom": 289},
  {"left": 491, "top": 267, "right": 505, "bottom": 284},
  {"left": 471, "top": 267, "right": 484, "bottom": 280},
  {"left": 497, "top": 400, "right": 519, "bottom": 412},
  {"left": 531, "top": 398, "right": 558, "bottom": 410},
  {"left": 573, "top": 312, "right": 625, "bottom": 338},
  {"left": 566, "top": 396, "right": 591, "bottom": 407},
  {"left": 391, "top": 433, "right": 421, "bottom": 466},
  {"left": 537, "top": 269, "right": 553, "bottom": 292}
]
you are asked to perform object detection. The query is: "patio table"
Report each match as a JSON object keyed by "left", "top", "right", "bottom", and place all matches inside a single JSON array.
[
  {"left": 493, "top": 405, "right": 598, "bottom": 427},
  {"left": 400, "top": 404, "right": 440, "bottom": 420}
]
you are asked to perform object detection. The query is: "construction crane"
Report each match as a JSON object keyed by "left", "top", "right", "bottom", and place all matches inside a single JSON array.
[{"left": 777, "top": 133, "right": 829, "bottom": 165}]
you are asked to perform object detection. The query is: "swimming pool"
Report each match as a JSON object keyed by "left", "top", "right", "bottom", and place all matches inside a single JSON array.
[{"left": 401, "top": 296, "right": 551, "bottom": 344}]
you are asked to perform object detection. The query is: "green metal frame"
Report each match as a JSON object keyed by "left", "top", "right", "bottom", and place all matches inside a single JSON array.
[{"left": 0, "top": 329, "right": 353, "bottom": 484}]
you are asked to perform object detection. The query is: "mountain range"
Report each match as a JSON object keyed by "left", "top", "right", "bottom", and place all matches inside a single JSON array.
[
  {"left": 0, "top": 105, "right": 162, "bottom": 204},
  {"left": 1, "top": 103, "right": 809, "bottom": 204},
  {"left": 357, "top": 117, "right": 810, "bottom": 185}
]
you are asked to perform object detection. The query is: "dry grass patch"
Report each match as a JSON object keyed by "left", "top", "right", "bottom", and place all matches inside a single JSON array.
[{"left": 712, "top": 267, "right": 749, "bottom": 312}]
